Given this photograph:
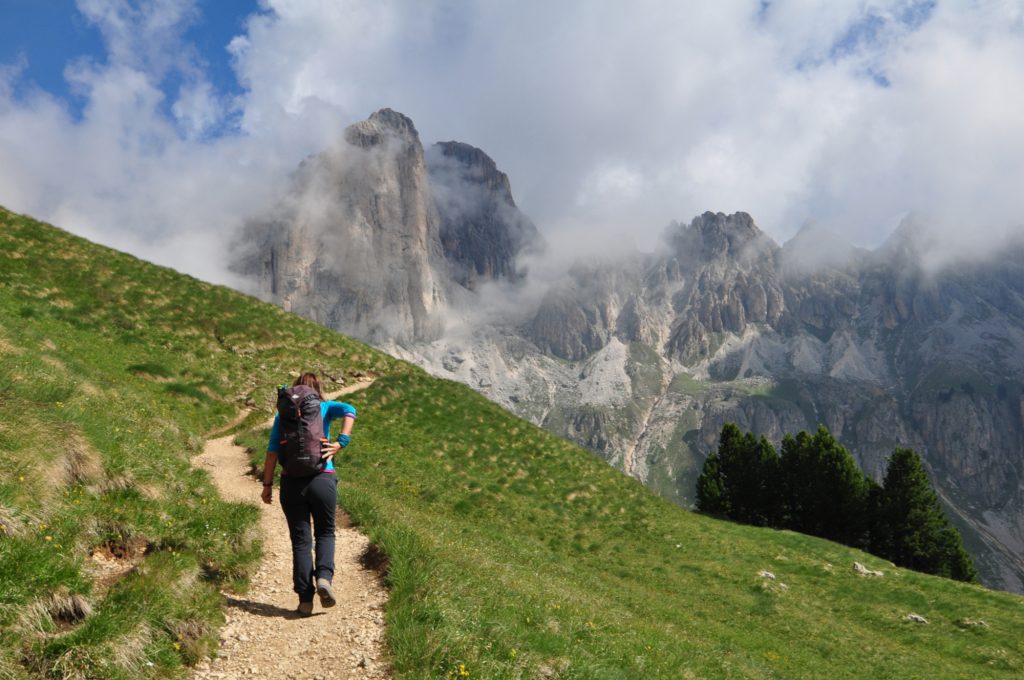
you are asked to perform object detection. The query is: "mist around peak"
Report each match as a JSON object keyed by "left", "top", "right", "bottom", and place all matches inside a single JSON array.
[{"left": 781, "top": 222, "right": 865, "bottom": 276}]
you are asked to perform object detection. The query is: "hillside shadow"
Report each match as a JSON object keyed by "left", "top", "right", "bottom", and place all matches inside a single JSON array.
[{"left": 224, "top": 595, "right": 315, "bottom": 619}]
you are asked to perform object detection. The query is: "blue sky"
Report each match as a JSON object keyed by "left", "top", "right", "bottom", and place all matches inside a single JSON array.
[
  {"left": 1, "top": 1, "right": 1023, "bottom": 283},
  {"left": 0, "top": 1, "right": 105, "bottom": 105},
  {"left": 0, "top": 0, "right": 255, "bottom": 124}
]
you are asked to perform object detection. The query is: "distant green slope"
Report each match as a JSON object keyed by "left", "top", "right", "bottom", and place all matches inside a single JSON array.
[{"left": 2, "top": 207, "right": 1023, "bottom": 679}]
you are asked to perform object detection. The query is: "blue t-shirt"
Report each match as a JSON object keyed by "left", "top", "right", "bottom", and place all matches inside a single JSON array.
[{"left": 267, "top": 400, "right": 356, "bottom": 473}]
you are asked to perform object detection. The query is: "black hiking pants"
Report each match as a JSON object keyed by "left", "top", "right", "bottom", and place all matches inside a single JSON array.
[{"left": 280, "top": 473, "right": 337, "bottom": 603}]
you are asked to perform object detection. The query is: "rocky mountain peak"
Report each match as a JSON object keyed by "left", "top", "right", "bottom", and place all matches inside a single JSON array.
[
  {"left": 237, "top": 108, "right": 542, "bottom": 340},
  {"left": 669, "top": 211, "right": 772, "bottom": 263},
  {"left": 236, "top": 108, "right": 447, "bottom": 345},
  {"left": 344, "top": 107, "right": 421, "bottom": 148}
]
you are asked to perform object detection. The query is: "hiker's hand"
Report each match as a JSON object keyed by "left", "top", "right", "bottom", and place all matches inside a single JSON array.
[
  {"left": 321, "top": 441, "right": 341, "bottom": 461},
  {"left": 261, "top": 485, "right": 273, "bottom": 504}
]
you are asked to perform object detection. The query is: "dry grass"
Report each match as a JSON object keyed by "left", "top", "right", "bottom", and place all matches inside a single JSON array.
[
  {"left": 40, "top": 355, "right": 67, "bottom": 371},
  {"left": 16, "top": 588, "right": 92, "bottom": 635},
  {"left": 46, "top": 589, "right": 93, "bottom": 626},
  {"left": 60, "top": 432, "right": 103, "bottom": 488},
  {"left": 95, "top": 470, "right": 136, "bottom": 495},
  {"left": 44, "top": 622, "right": 154, "bottom": 680},
  {"left": 135, "top": 483, "right": 165, "bottom": 501},
  {"left": 108, "top": 622, "right": 155, "bottom": 674},
  {"left": 78, "top": 381, "right": 102, "bottom": 397},
  {"left": 0, "top": 504, "right": 26, "bottom": 537},
  {"left": 0, "top": 503, "right": 41, "bottom": 538},
  {"left": 171, "top": 617, "right": 214, "bottom": 663}
]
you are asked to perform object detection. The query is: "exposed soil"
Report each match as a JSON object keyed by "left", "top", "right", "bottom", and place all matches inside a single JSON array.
[{"left": 191, "top": 382, "right": 390, "bottom": 680}]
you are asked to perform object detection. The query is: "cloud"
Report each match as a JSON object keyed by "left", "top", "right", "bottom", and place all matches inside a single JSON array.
[
  {"left": 0, "top": 0, "right": 332, "bottom": 284},
  {"left": 2, "top": 0, "right": 1024, "bottom": 282},
  {"left": 74, "top": 0, "right": 200, "bottom": 77},
  {"left": 227, "top": 0, "right": 1024, "bottom": 262}
]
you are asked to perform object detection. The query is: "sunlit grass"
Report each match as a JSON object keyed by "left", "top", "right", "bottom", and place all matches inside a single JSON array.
[
  {"left": 323, "top": 373, "right": 1023, "bottom": 679},
  {"left": 4, "top": 205, "right": 1023, "bottom": 679}
]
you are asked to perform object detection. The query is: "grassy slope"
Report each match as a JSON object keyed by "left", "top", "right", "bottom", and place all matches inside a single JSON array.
[
  {"left": 3, "top": 208, "right": 1023, "bottom": 679},
  {"left": 0, "top": 208, "right": 403, "bottom": 678}
]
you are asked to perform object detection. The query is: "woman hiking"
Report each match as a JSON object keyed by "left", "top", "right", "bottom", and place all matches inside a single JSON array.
[{"left": 260, "top": 372, "right": 356, "bottom": 617}]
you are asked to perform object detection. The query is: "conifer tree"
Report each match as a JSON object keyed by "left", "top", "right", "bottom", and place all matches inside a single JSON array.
[
  {"left": 696, "top": 423, "right": 741, "bottom": 517},
  {"left": 873, "top": 448, "right": 977, "bottom": 582},
  {"left": 780, "top": 426, "right": 869, "bottom": 546},
  {"left": 697, "top": 425, "right": 976, "bottom": 584},
  {"left": 696, "top": 449, "right": 728, "bottom": 516},
  {"left": 696, "top": 423, "right": 781, "bottom": 526},
  {"left": 738, "top": 433, "right": 782, "bottom": 526}
]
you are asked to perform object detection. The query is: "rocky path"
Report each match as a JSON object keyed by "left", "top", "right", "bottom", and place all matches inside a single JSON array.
[{"left": 191, "top": 383, "right": 390, "bottom": 680}]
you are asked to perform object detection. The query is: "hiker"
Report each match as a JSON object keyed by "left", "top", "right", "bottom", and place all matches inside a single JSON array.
[{"left": 261, "top": 372, "right": 356, "bottom": 617}]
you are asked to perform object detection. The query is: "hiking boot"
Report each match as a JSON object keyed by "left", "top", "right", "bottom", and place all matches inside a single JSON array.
[
  {"left": 297, "top": 601, "right": 314, "bottom": 618},
  {"left": 316, "top": 578, "right": 336, "bottom": 608}
]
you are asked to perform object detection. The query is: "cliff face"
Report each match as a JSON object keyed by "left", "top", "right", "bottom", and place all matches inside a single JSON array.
[
  {"left": 235, "top": 109, "right": 448, "bottom": 344},
  {"left": 428, "top": 141, "right": 541, "bottom": 289},
  {"left": 235, "top": 110, "right": 1024, "bottom": 594},
  {"left": 235, "top": 111, "right": 540, "bottom": 345}
]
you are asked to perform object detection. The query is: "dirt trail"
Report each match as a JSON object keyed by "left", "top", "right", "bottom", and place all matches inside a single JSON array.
[{"left": 191, "top": 382, "right": 390, "bottom": 680}]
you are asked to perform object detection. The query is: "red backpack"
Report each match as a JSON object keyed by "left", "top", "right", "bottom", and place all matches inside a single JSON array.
[{"left": 276, "top": 384, "right": 327, "bottom": 477}]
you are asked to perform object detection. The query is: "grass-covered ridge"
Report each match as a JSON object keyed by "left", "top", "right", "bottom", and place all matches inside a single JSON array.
[{"left": 2, "top": 206, "right": 1023, "bottom": 679}]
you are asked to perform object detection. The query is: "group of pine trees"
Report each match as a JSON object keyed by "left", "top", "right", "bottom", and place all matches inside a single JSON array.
[{"left": 696, "top": 423, "right": 976, "bottom": 582}]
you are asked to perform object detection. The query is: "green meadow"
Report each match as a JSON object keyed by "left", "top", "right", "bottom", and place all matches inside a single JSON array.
[{"left": 2, "top": 207, "right": 1023, "bottom": 679}]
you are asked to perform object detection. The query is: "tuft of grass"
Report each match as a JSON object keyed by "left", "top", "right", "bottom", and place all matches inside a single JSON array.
[
  {"left": 127, "top": 362, "right": 175, "bottom": 378},
  {"left": 163, "top": 381, "right": 211, "bottom": 402}
]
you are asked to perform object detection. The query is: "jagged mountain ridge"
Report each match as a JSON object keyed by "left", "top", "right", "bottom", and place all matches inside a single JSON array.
[
  {"left": 508, "top": 212, "right": 1024, "bottom": 592},
  {"left": 235, "top": 109, "right": 1024, "bottom": 594}
]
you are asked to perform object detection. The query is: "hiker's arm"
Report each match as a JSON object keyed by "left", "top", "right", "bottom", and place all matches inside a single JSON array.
[
  {"left": 324, "top": 401, "right": 357, "bottom": 432},
  {"left": 321, "top": 403, "right": 356, "bottom": 461},
  {"left": 260, "top": 451, "right": 277, "bottom": 504},
  {"left": 339, "top": 409, "right": 355, "bottom": 437},
  {"left": 262, "top": 416, "right": 282, "bottom": 504}
]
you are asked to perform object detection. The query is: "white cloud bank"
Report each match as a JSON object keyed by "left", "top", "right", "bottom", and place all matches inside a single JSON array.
[{"left": 2, "top": 0, "right": 1024, "bottom": 281}]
